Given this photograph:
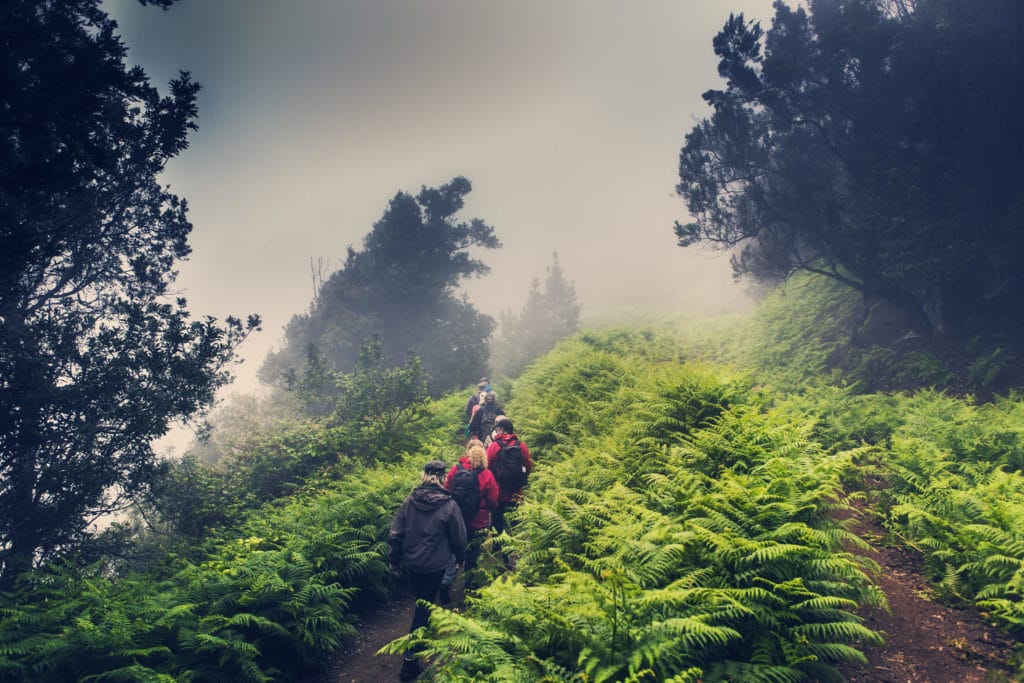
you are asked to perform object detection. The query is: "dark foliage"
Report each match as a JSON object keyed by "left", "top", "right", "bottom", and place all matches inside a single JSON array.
[
  {"left": 0, "top": 0, "right": 258, "bottom": 587},
  {"left": 260, "top": 176, "right": 499, "bottom": 396},
  {"left": 676, "top": 0, "right": 1024, "bottom": 338}
]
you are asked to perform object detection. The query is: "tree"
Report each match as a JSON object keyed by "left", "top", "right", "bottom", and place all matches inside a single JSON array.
[
  {"left": 493, "top": 252, "right": 582, "bottom": 376},
  {"left": 675, "top": 0, "right": 1024, "bottom": 337},
  {"left": 260, "top": 176, "right": 499, "bottom": 395},
  {"left": 187, "top": 393, "right": 301, "bottom": 469},
  {"left": 0, "top": 0, "right": 258, "bottom": 587},
  {"left": 330, "top": 339, "right": 430, "bottom": 461}
]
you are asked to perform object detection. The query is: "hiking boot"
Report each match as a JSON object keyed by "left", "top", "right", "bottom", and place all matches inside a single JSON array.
[
  {"left": 438, "top": 582, "right": 452, "bottom": 605},
  {"left": 399, "top": 654, "right": 420, "bottom": 681}
]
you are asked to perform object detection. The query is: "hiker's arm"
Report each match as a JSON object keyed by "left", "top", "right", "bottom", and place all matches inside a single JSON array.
[
  {"left": 483, "top": 472, "right": 499, "bottom": 510},
  {"left": 468, "top": 410, "right": 482, "bottom": 438},
  {"left": 388, "top": 501, "right": 408, "bottom": 567},
  {"left": 448, "top": 504, "right": 468, "bottom": 563}
]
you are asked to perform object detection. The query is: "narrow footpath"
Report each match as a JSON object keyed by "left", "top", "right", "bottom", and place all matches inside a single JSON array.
[
  {"left": 319, "top": 579, "right": 473, "bottom": 683},
  {"left": 317, "top": 595, "right": 413, "bottom": 683},
  {"left": 841, "top": 508, "right": 1016, "bottom": 682}
]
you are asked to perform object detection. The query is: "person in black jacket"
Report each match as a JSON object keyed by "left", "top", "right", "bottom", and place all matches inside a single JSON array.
[
  {"left": 389, "top": 460, "right": 468, "bottom": 680},
  {"left": 468, "top": 391, "right": 504, "bottom": 443},
  {"left": 464, "top": 377, "right": 489, "bottom": 422}
]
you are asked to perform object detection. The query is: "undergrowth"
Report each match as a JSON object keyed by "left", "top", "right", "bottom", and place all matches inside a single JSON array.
[
  {"left": 4, "top": 273, "right": 1024, "bottom": 681},
  {"left": 385, "top": 336, "right": 885, "bottom": 682}
]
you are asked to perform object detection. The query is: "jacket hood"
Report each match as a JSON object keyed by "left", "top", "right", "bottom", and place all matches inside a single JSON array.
[{"left": 410, "top": 482, "right": 452, "bottom": 512}]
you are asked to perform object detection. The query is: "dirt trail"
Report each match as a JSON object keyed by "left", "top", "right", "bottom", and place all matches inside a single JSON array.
[
  {"left": 317, "top": 595, "right": 413, "bottom": 683},
  {"left": 841, "top": 509, "right": 1016, "bottom": 682},
  {"left": 318, "top": 580, "right": 472, "bottom": 683}
]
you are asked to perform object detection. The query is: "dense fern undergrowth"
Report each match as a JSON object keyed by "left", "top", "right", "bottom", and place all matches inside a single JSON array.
[
  {"left": 386, "top": 337, "right": 887, "bottom": 682},
  {"left": 3, "top": 274, "right": 1024, "bottom": 681},
  {"left": 0, "top": 399, "right": 470, "bottom": 682}
]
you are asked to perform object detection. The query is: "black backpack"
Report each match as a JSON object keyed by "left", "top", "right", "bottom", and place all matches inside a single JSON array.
[
  {"left": 479, "top": 404, "right": 499, "bottom": 438},
  {"left": 450, "top": 463, "right": 481, "bottom": 522},
  {"left": 493, "top": 439, "right": 528, "bottom": 491}
]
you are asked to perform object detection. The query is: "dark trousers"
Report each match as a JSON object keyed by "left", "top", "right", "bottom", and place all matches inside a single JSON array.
[
  {"left": 442, "top": 527, "right": 484, "bottom": 586},
  {"left": 492, "top": 500, "right": 519, "bottom": 536},
  {"left": 466, "top": 528, "right": 484, "bottom": 572},
  {"left": 408, "top": 569, "right": 446, "bottom": 636}
]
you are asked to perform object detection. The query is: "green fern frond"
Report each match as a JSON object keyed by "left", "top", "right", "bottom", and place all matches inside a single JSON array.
[
  {"left": 789, "top": 620, "right": 883, "bottom": 645},
  {"left": 79, "top": 664, "right": 173, "bottom": 682}
]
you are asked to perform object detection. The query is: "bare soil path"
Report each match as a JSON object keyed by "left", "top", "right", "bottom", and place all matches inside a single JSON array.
[
  {"left": 316, "top": 594, "right": 414, "bottom": 683},
  {"left": 841, "top": 509, "right": 1017, "bottom": 682},
  {"left": 318, "top": 580, "right": 470, "bottom": 683}
]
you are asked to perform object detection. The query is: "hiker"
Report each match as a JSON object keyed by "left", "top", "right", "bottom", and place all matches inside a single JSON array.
[
  {"left": 468, "top": 391, "right": 504, "bottom": 443},
  {"left": 486, "top": 417, "right": 532, "bottom": 537},
  {"left": 464, "top": 377, "right": 489, "bottom": 422},
  {"left": 389, "top": 460, "right": 468, "bottom": 681},
  {"left": 439, "top": 441, "right": 499, "bottom": 603},
  {"left": 469, "top": 394, "right": 483, "bottom": 422}
]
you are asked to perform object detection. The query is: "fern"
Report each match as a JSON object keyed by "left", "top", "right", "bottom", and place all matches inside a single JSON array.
[
  {"left": 29, "top": 325, "right": 1019, "bottom": 680},
  {"left": 394, "top": 344, "right": 886, "bottom": 681}
]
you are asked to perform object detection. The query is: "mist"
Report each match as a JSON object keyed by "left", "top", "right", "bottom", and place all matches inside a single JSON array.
[{"left": 105, "top": 0, "right": 774, "bottom": 397}]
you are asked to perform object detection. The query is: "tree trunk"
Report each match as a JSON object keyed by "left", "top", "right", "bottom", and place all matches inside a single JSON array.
[
  {"left": 920, "top": 281, "right": 949, "bottom": 337},
  {"left": 0, "top": 312, "right": 44, "bottom": 590},
  {"left": 2, "top": 450, "right": 39, "bottom": 590},
  {"left": 873, "top": 284, "right": 936, "bottom": 337}
]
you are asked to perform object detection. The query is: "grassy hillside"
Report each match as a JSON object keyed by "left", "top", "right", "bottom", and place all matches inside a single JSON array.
[
  {"left": 672, "top": 272, "right": 1023, "bottom": 396},
  {"left": 391, "top": 282, "right": 1024, "bottom": 680}
]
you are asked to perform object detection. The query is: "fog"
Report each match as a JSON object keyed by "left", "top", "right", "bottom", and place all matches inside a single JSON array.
[{"left": 106, "top": 0, "right": 776, "bottom": 398}]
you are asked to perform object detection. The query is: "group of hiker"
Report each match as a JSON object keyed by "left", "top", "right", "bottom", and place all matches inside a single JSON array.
[{"left": 387, "top": 377, "right": 533, "bottom": 681}]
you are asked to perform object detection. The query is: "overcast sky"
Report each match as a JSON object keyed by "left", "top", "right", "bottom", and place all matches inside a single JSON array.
[{"left": 106, "top": 0, "right": 778, "bottom": 397}]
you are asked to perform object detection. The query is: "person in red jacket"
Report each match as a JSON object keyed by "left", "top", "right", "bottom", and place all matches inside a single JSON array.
[
  {"left": 440, "top": 441, "right": 498, "bottom": 602},
  {"left": 486, "top": 417, "right": 533, "bottom": 536}
]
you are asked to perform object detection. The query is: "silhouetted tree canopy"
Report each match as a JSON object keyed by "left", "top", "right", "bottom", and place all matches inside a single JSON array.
[
  {"left": 493, "top": 252, "right": 581, "bottom": 376},
  {"left": 676, "top": 0, "right": 1024, "bottom": 337},
  {"left": 261, "top": 177, "right": 499, "bottom": 395},
  {"left": 0, "top": 0, "right": 258, "bottom": 588}
]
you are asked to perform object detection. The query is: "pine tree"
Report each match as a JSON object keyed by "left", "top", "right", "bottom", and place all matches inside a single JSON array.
[{"left": 493, "top": 252, "right": 582, "bottom": 376}]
